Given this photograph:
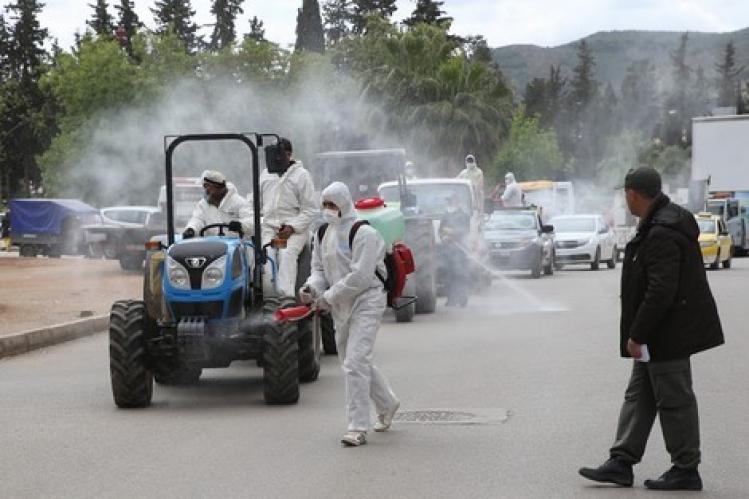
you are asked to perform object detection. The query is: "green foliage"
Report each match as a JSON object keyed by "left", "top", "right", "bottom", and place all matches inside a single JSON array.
[
  {"left": 245, "top": 16, "right": 265, "bottom": 42},
  {"left": 350, "top": 0, "right": 397, "bottom": 34},
  {"left": 114, "top": 0, "right": 141, "bottom": 57},
  {"left": 295, "top": 0, "right": 325, "bottom": 54},
  {"left": 715, "top": 40, "right": 744, "bottom": 106},
  {"left": 492, "top": 108, "right": 563, "bottom": 183},
  {"left": 637, "top": 140, "right": 691, "bottom": 180},
  {"left": 322, "top": 0, "right": 350, "bottom": 44}
]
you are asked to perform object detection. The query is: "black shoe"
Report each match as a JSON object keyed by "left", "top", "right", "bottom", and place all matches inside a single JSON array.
[
  {"left": 644, "top": 466, "right": 702, "bottom": 491},
  {"left": 579, "top": 457, "right": 634, "bottom": 487}
]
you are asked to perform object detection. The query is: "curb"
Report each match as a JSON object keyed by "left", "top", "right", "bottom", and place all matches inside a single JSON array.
[{"left": 0, "top": 315, "right": 109, "bottom": 359}]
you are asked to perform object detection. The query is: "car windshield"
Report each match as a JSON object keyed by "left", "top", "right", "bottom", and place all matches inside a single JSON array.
[
  {"left": 698, "top": 219, "right": 716, "bottom": 233},
  {"left": 379, "top": 183, "right": 472, "bottom": 216},
  {"left": 486, "top": 213, "right": 537, "bottom": 230},
  {"left": 550, "top": 217, "right": 596, "bottom": 233}
]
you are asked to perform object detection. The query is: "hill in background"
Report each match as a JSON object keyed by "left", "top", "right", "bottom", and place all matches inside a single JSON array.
[{"left": 493, "top": 28, "right": 749, "bottom": 97}]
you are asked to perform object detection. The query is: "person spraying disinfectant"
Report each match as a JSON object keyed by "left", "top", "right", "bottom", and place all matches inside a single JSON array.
[
  {"left": 457, "top": 154, "right": 484, "bottom": 207},
  {"left": 299, "top": 182, "right": 400, "bottom": 447}
]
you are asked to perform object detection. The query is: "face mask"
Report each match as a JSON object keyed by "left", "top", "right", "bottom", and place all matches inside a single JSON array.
[
  {"left": 467, "top": 162, "right": 476, "bottom": 170},
  {"left": 322, "top": 208, "right": 340, "bottom": 224}
]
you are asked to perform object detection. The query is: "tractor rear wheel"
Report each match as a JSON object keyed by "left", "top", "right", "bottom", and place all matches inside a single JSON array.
[{"left": 109, "top": 300, "right": 154, "bottom": 408}]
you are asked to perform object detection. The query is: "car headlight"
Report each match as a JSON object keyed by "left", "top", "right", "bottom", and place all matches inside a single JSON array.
[
  {"left": 202, "top": 255, "right": 227, "bottom": 289},
  {"left": 167, "top": 256, "right": 190, "bottom": 290}
]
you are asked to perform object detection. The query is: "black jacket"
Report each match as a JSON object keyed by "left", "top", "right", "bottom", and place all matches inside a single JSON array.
[{"left": 620, "top": 194, "right": 724, "bottom": 361}]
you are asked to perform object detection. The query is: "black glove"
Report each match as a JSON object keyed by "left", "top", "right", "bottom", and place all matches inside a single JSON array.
[
  {"left": 228, "top": 220, "right": 243, "bottom": 234},
  {"left": 182, "top": 227, "right": 195, "bottom": 239}
]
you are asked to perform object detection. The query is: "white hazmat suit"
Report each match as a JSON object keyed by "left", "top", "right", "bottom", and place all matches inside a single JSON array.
[
  {"left": 185, "top": 182, "right": 254, "bottom": 237},
  {"left": 457, "top": 155, "right": 484, "bottom": 208},
  {"left": 305, "top": 182, "right": 399, "bottom": 432},
  {"left": 501, "top": 172, "right": 523, "bottom": 207},
  {"left": 257, "top": 161, "right": 318, "bottom": 299}
]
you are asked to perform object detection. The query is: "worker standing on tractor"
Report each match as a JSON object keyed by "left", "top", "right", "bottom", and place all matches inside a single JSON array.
[
  {"left": 457, "top": 154, "right": 484, "bottom": 207},
  {"left": 259, "top": 137, "right": 318, "bottom": 301},
  {"left": 501, "top": 172, "right": 524, "bottom": 207},
  {"left": 183, "top": 170, "right": 254, "bottom": 239},
  {"left": 299, "top": 182, "right": 400, "bottom": 447}
]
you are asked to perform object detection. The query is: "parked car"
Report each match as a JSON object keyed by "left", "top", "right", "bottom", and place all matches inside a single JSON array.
[
  {"left": 695, "top": 212, "right": 732, "bottom": 269},
  {"left": 484, "top": 208, "right": 555, "bottom": 278},
  {"left": 550, "top": 214, "right": 617, "bottom": 270},
  {"left": 82, "top": 206, "right": 165, "bottom": 270}
]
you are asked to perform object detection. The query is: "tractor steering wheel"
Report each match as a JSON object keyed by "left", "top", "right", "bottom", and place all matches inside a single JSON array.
[{"left": 199, "top": 223, "right": 243, "bottom": 238}]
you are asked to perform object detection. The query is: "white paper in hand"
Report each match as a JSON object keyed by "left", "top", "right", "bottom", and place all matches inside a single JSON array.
[{"left": 636, "top": 344, "right": 650, "bottom": 363}]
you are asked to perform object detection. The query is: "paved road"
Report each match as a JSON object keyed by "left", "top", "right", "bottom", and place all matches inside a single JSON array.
[{"left": 2, "top": 260, "right": 748, "bottom": 498}]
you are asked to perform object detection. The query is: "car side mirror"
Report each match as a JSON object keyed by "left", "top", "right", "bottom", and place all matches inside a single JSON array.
[{"left": 541, "top": 224, "right": 554, "bottom": 233}]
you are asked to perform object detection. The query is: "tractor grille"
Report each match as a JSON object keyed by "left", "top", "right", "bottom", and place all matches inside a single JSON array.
[{"left": 171, "top": 301, "right": 224, "bottom": 320}]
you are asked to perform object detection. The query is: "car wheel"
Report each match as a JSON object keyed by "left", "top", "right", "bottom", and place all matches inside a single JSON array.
[
  {"left": 607, "top": 246, "right": 617, "bottom": 269},
  {"left": 531, "top": 252, "right": 542, "bottom": 278},
  {"left": 710, "top": 253, "right": 720, "bottom": 270},
  {"left": 590, "top": 247, "right": 601, "bottom": 271},
  {"left": 543, "top": 250, "right": 554, "bottom": 275}
]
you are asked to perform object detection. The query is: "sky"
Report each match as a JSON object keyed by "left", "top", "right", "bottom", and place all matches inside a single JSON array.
[{"left": 37, "top": 0, "right": 749, "bottom": 51}]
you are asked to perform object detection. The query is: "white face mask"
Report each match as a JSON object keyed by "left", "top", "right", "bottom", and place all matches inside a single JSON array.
[
  {"left": 322, "top": 208, "right": 340, "bottom": 224},
  {"left": 467, "top": 162, "right": 476, "bottom": 170}
]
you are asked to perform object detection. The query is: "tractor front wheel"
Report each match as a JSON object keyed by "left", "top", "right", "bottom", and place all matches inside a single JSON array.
[
  {"left": 109, "top": 300, "right": 154, "bottom": 408},
  {"left": 262, "top": 299, "right": 300, "bottom": 404}
]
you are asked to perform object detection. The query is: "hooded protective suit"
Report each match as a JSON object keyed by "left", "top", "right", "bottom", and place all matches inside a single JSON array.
[
  {"left": 185, "top": 182, "right": 254, "bottom": 237},
  {"left": 257, "top": 161, "right": 318, "bottom": 299},
  {"left": 457, "top": 156, "right": 484, "bottom": 207},
  {"left": 501, "top": 172, "right": 523, "bottom": 207},
  {"left": 305, "top": 182, "right": 398, "bottom": 432}
]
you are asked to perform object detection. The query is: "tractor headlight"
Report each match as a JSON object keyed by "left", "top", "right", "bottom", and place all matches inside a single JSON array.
[
  {"left": 167, "top": 256, "right": 190, "bottom": 290},
  {"left": 202, "top": 255, "right": 227, "bottom": 289}
]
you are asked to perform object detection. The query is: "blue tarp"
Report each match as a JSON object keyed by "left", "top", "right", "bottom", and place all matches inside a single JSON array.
[{"left": 9, "top": 199, "right": 98, "bottom": 235}]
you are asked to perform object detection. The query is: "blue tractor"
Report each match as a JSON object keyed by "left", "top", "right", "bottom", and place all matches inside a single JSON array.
[{"left": 108, "top": 133, "right": 320, "bottom": 408}]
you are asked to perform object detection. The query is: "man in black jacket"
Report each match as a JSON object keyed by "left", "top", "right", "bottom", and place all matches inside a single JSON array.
[{"left": 579, "top": 167, "right": 724, "bottom": 491}]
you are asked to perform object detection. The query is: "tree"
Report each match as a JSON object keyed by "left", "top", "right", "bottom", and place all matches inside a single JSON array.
[
  {"left": 569, "top": 40, "right": 597, "bottom": 112},
  {"left": 245, "top": 15, "right": 265, "bottom": 42},
  {"left": 151, "top": 0, "right": 200, "bottom": 52},
  {"left": 661, "top": 33, "right": 692, "bottom": 146},
  {"left": 1, "top": 0, "right": 51, "bottom": 198},
  {"left": 87, "top": 0, "right": 113, "bottom": 38},
  {"left": 493, "top": 108, "right": 564, "bottom": 183},
  {"left": 295, "top": 0, "right": 325, "bottom": 53},
  {"left": 620, "top": 59, "right": 657, "bottom": 133},
  {"left": 0, "top": 15, "right": 11, "bottom": 78},
  {"left": 350, "top": 0, "right": 397, "bottom": 33},
  {"left": 114, "top": 0, "right": 141, "bottom": 56},
  {"left": 322, "top": 0, "right": 350, "bottom": 44},
  {"left": 403, "top": 0, "right": 452, "bottom": 28},
  {"left": 464, "top": 35, "right": 492, "bottom": 64},
  {"left": 715, "top": 40, "right": 744, "bottom": 107},
  {"left": 524, "top": 65, "right": 565, "bottom": 130},
  {"left": 209, "top": 0, "right": 244, "bottom": 51}
]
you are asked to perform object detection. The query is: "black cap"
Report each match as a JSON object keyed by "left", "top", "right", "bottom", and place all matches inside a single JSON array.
[
  {"left": 278, "top": 137, "right": 292, "bottom": 153},
  {"left": 624, "top": 167, "right": 661, "bottom": 198}
]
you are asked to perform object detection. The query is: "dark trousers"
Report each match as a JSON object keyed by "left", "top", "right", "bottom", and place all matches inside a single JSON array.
[{"left": 610, "top": 358, "right": 701, "bottom": 469}]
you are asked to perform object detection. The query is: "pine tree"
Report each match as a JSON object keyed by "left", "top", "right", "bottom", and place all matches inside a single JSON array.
[
  {"left": 295, "top": 0, "right": 325, "bottom": 53},
  {"left": 715, "top": 40, "right": 744, "bottom": 107},
  {"left": 2, "top": 0, "right": 51, "bottom": 198},
  {"left": 350, "top": 0, "right": 397, "bottom": 33},
  {"left": 569, "top": 40, "right": 597, "bottom": 111},
  {"left": 151, "top": 0, "right": 200, "bottom": 52},
  {"left": 114, "top": 0, "right": 141, "bottom": 56},
  {"left": 662, "top": 33, "right": 692, "bottom": 146},
  {"left": 403, "top": 0, "right": 451, "bottom": 28},
  {"left": 210, "top": 0, "right": 244, "bottom": 51},
  {"left": 322, "top": 0, "right": 350, "bottom": 44},
  {"left": 87, "top": 0, "right": 113, "bottom": 38},
  {"left": 693, "top": 65, "right": 711, "bottom": 116},
  {"left": 0, "top": 15, "right": 11, "bottom": 79},
  {"left": 245, "top": 15, "right": 265, "bottom": 42},
  {"left": 620, "top": 59, "right": 657, "bottom": 132}
]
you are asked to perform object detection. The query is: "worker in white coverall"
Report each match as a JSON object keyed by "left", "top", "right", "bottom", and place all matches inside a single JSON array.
[
  {"left": 183, "top": 170, "right": 254, "bottom": 239},
  {"left": 501, "top": 172, "right": 523, "bottom": 207},
  {"left": 258, "top": 138, "right": 318, "bottom": 301},
  {"left": 299, "top": 182, "right": 400, "bottom": 447},
  {"left": 457, "top": 154, "right": 484, "bottom": 208}
]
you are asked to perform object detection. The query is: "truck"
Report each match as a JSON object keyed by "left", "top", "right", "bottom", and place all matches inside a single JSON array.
[
  {"left": 692, "top": 115, "right": 749, "bottom": 254},
  {"left": 9, "top": 199, "right": 100, "bottom": 257}
]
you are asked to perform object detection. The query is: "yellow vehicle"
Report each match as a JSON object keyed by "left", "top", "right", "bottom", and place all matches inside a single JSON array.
[{"left": 696, "top": 213, "right": 732, "bottom": 269}]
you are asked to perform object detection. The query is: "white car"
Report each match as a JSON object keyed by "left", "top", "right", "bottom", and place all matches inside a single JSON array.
[{"left": 550, "top": 214, "right": 617, "bottom": 270}]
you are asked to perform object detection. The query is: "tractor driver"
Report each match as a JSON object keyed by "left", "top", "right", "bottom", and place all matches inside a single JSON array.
[
  {"left": 183, "top": 170, "right": 254, "bottom": 239},
  {"left": 258, "top": 137, "right": 318, "bottom": 301}
]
